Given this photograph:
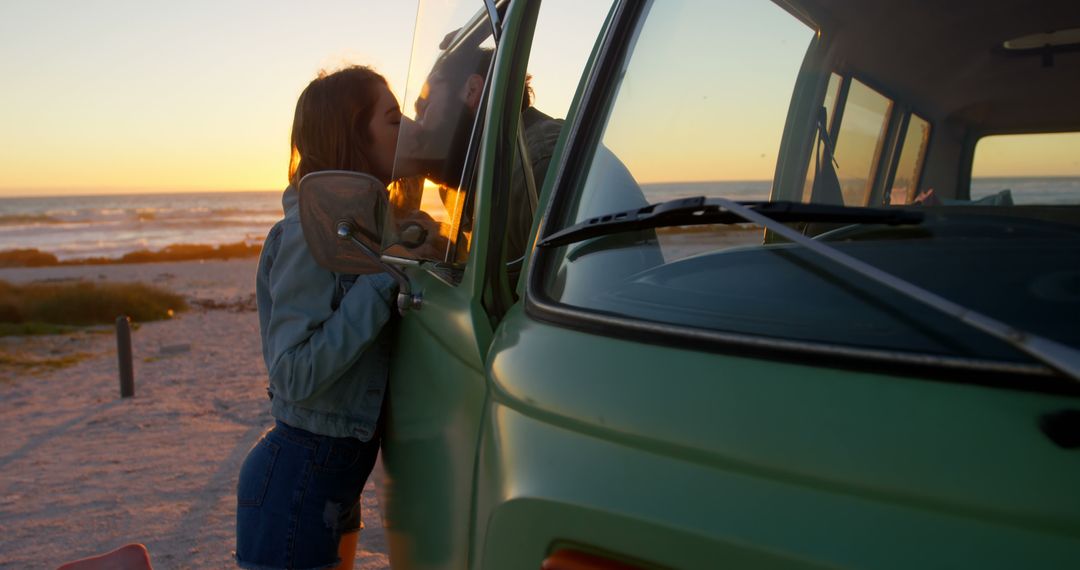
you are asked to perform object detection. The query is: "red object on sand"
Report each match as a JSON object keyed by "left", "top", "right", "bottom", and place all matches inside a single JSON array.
[{"left": 56, "top": 543, "right": 153, "bottom": 570}]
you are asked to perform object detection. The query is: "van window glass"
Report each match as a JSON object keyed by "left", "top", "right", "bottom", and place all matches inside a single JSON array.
[
  {"left": 889, "top": 114, "right": 930, "bottom": 205},
  {"left": 384, "top": 0, "right": 497, "bottom": 270},
  {"left": 555, "top": 0, "right": 812, "bottom": 268},
  {"left": 971, "top": 133, "right": 1080, "bottom": 205},
  {"left": 546, "top": 0, "right": 813, "bottom": 296},
  {"left": 502, "top": 0, "right": 611, "bottom": 271},
  {"left": 832, "top": 79, "right": 892, "bottom": 206},
  {"left": 802, "top": 72, "right": 844, "bottom": 201}
]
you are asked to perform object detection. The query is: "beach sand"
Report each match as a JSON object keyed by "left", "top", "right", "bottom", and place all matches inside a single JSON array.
[{"left": 0, "top": 259, "right": 390, "bottom": 569}]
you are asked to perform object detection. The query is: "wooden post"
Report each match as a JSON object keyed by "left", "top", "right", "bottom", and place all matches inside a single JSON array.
[{"left": 116, "top": 316, "right": 134, "bottom": 398}]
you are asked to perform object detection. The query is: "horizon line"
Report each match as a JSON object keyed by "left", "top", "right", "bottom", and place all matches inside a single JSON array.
[
  {"left": 3, "top": 173, "right": 1077, "bottom": 200},
  {"left": 0, "top": 187, "right": 281, "bottom": 199}
]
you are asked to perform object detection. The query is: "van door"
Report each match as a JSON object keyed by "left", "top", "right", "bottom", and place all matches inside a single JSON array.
[
  {"left": 372, "top": 3, "right": 498, "bottom": 568},
  {"left": 374, "top": 1, "right": 547, "bottom": 568},
  {"left": 378, "top": 0, "right": 617, "bottom": 565}
]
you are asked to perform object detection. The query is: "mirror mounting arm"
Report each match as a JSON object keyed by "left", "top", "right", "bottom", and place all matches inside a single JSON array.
[{"left": 336, "top": 222, "right": 423, "bottom": 315}]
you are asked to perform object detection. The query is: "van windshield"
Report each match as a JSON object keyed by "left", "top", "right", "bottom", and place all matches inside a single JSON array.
[{"left": 538, "top": 0, "right": 1080, "bottom": 376}]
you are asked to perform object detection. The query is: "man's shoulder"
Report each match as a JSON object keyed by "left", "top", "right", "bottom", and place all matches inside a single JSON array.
[
  {"left": 523, "top": 107, "right": 563, "bottom": 160},
  {"left": 524, "top": 107, "right": 563, "bottom": 132}
]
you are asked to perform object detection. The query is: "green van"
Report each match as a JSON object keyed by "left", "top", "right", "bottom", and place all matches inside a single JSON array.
[{"left": 301, "top": 0, "right": 1080, "bottom": 567}]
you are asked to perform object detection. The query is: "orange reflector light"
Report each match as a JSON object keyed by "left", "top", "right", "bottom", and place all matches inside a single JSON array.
[{"left": 541, "top": 548, "right": 644, "bottom": 570}]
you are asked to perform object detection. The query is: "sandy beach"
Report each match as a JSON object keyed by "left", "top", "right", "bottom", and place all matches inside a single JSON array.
[{"left": 0, "top": 259, "right": 390, "bottom": 569}]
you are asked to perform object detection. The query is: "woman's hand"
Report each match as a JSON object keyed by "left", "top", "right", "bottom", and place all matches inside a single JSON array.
[{"left": 386, "top": 209, "right": 451, "bottom": 260}]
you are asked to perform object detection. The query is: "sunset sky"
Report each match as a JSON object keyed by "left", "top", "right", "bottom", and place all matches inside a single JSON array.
[
  {"left": 1, "top": 1, "right": 1076, "bottom": 198},
  {"left": 0, "top": 0, "right": 613, "bottom": 198},
  {"left": 0, "top": 1, "right": 417, "bottom": 197}
]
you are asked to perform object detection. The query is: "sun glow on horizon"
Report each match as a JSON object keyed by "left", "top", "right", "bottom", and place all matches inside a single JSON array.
[
  {"left": 5, "top": 1, "right": 1076, "bottom": 200},
  {"left": 973, "top": 132, "right": 1080, "bottom": 178},
  {"left": 0, "top": 1, "right": 418, "bottom": 198}
]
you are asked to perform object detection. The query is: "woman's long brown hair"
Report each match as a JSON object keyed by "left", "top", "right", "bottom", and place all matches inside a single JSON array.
[{"left": 288, "top": 65, "right": 388, "bottom": 186}]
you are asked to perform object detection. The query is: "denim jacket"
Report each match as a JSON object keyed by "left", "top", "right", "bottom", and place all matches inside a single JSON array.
[{"left": 255, "top": 185, "right": 397, "bottom": 441}]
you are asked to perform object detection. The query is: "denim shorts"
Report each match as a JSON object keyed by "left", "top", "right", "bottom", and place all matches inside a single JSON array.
[{"left": 235, "top": 421, "right": 380, "bottom": 570}]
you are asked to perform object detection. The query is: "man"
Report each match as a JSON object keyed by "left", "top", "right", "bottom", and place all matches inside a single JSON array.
[{"left": 401, "top": 44, "right": 563, "bottom": 267}]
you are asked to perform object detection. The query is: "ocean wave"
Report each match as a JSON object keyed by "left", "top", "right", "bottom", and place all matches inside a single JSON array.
[
  {"left": 0, "top": 241, "right": 263, "bottom": 267},
  {"left": 0, "top": 192, "right": 283, "bottom": 259},
  {"left": 0, "top": 214, "right": 62, "bottom": 226},
  {"left": 7, "top": 209, "right": 281, "bottom": 227}
]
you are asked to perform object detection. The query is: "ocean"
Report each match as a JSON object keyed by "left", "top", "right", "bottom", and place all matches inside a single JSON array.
[
  {"left": 969, "top": 176, "right": 1080, "bottom": 205},
  {"left": 643, "top": 177, "right": 1080, "bottom": 205},
  {"left": 0, "top": 191, "right": 283, "bottom": 261},
  {"left": 0, "top": 177, "right": 1076, "bottom": 262}
]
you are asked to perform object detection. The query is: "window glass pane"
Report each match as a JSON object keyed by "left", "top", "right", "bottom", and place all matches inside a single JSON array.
[
  {"left": 577, "top": 2, "right": 812, "bottom": 220},
  {"left": 561, "top": 0, "right": 812, "bottom": 266},
  {"left": 503, "top": 0, "right": 611, "bottom": 266},
  {"left": 547, "top": 0, "right": 813, "bottom": 301},
  {"left": 889, "top": 114, "right": 930, "bottom": 205},
  {"left": 832, "top": 79, "right": 892, "bottom": 206},
  {"left": 386, "top": 0, "right": 497, "bottom": 265},
  {"left": 802, "top": 72, "right": 843, "bottom": 201},
  {"left": 527, "top": 2, "right": 612, "bottom": 127},
  {"left": 971, "top": 133, "right": 1080, "bottom": 205}
]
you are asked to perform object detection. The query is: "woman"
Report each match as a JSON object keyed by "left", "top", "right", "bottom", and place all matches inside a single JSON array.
[{"left": 236, "top": 65, "right": 403, "bottom": 570}]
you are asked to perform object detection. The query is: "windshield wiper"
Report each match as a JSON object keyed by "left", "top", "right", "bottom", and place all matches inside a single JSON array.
[
  {"left": 734, "top": 198, "right": 1080, "bottom": 382},
  {"left": 538, "top": 196, "right": 922, "bottom": 248},
  {"left": 539, "top": 196, "right": 1080, "bottom": 383},
  {"left": 712, "top": 197, "right": 1080, "bottom": 383}
]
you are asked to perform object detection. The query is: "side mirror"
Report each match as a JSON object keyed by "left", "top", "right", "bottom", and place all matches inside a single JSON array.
[{"left": 298, "top": 170, "right": 388, "bottom": 275}]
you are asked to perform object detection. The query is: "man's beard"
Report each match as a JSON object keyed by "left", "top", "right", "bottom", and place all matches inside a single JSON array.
[
  {"left": 432, "top": 106, "right": 476, "bottom": 187},
  {"left": 398, "top": 99, "right": 476, "bottom": 188}
]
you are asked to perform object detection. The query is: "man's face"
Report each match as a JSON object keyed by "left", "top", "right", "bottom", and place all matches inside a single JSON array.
[
  {"left": 415, "top": 72, "right": 457, "bottom": 134},
  {"left": 395, "top": 68, "right": 480, "bottom": 187}
]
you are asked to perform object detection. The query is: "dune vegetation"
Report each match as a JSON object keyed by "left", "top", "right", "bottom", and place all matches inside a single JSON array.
[
  {"left": 0, "top": 280, "right": 187, "bottom": 334},
  {"left": 0, "top": 350, "right": 95, "bottom": 374},
  {"left": 0, "top": 241, "right": 261, "bottom": 268}
]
